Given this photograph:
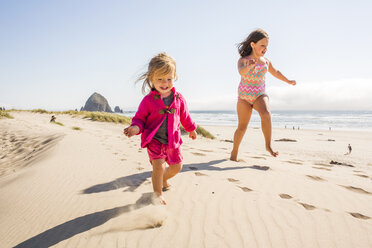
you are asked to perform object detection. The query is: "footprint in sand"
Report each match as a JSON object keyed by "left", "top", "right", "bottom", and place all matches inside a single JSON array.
[
  {"left": 306, "top": 175, "right": 325, "bottom": 181},
  {"left": 299, "top": 202, "right": 316, "bottom": 210},
  {"left": 312, "top": 166, "right": 332, "bottom": 171},
  {"left": 227, "top": 178, "right": 240, "bottom": 183},
  {"left": 285, "top": 161, "right": 303, "bottom": 165},
  {"left": 275, "top": 138, "right": 297, "bottom": 142},
  {"left": 188, "top": 166, "right": 198, "bottom": 170},
  {"left": 238, "top": 186, "right": 252, "bottom": 192},
  {"left": 226, "top": 178, "right": 252, "bottom": 192},
  {"left": 279, "top": 193, "right": 293, "bottom": 199},
  {"left": 313, "top": 162, "right": 333, "bottom": 168},
  {"left": 349, "top": 212, "right": 371, "bottom": 220},
  {"left": 200, "top": 149, "right": 213, "bottom": 153},
  {"left": 330, "top": 160, "right": 354, "bottom": 167},
  {"left": 249, "top": 165, "right": 270, "bottom": 171},
  {"left": 191, "top": 152, "right": 206, "bottom": 156},
  {"left": 354, "top": 174, "right": 369, "bottom": 178},
  {"left": 341, "top": 185, "right": 372, "bottom": 195},
  {"left": 195, "top": 172, "right": 207, "bottom": 176}
]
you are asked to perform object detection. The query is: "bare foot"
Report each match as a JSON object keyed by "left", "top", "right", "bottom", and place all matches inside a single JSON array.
[
  {"left": 266, "top": 146, "right": 278, "bottom": 157},
  {"left": 153, "top": 193, "right": 167, "bottom": 205},
  {"left": 230, "top": 151, "right": 238, "bottom": 161},
  {"left": 162, "top": 181, "right": 171, "bottom": 191}
]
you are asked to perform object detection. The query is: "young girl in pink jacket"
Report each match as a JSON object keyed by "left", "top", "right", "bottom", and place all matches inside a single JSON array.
[{"left": 124, "top": 53, "right": 197, "bottom": 205}]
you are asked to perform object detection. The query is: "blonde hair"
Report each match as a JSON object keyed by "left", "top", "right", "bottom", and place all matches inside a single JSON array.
[{"left": 137, "top": 52, "right": 178, "bottom": 94}]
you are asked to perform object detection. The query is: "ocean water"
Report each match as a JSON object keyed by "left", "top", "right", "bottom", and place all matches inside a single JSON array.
[{"left": 122, "top": 110, "right": 372, "bottom": 131}]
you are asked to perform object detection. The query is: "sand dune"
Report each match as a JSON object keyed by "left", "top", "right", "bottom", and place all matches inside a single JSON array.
[{"left": 1, "top": 111, "right": 372, "bottom": 248}]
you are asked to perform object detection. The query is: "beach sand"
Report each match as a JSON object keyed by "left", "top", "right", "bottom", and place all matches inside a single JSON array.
[{"left": 1, "top": 111, "right": 372, "bottom": 248}]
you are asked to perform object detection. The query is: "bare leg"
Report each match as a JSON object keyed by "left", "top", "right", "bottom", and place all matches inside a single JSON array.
[
  {"left": 163, "top": 163, "right": 182, "bottom": 189},
  {"left": 253, "top": 95, "right": 278, "bottom": 157},
  {"left": 230, "top": 99, "right": 253, "bottom": 161},
  {"left": 151, "top": 159, "right": 167, "bottom": 204}
]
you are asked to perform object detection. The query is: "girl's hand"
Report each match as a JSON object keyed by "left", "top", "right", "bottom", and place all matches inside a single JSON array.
[
  {"left": 287, "top": 80, "right": 296, "bottom": 86},
  {"left": 241, "top": 58, "right": 256, "bottom": 69},
  {"left": 124, "top": 125, "right": 140, "bottom": 138},
  {"left": 247, "top": 59, "right": 256, "bottom": 68},
  {"left": 189, "top": 130, "right": 197, "bottom": 140},
  {"left": 238, "top": 58, "right": 256, "bottom": 76}
]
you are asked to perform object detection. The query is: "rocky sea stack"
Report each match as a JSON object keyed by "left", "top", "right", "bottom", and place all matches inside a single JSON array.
[
  {"left": 114, "top": 106, "right": 123, "bottom": 113},
  {"left": 82, "top": 92, "right": 113, "bottom": 112}
]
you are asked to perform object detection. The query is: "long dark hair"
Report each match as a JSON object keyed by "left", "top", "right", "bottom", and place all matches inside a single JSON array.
[{"left": 237, "top": 29, "right": 269, "bottom": 57}]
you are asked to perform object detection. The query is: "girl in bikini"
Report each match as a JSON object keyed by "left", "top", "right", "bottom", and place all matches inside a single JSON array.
[{"left": 230, "top": 29, "right": 296, "bottom": 161}]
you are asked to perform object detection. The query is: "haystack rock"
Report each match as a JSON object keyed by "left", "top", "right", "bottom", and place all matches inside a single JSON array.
[
  {"left": 82, "top": 92, "right": 113, "bottom": 112},
  {"left": 114, "top": 106, "right": 123, "bottom": 113}
]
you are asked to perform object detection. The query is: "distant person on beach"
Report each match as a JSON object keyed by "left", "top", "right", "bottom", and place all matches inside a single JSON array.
[
  {"left": 346, "top": 144, "right": 352, "bottom": 155},
  {"left": 124, "top": 53, "right": 197, "bottom": 205},
  {"left": 230, "top": 29, "right": 296, "bottom": 160},
  {"left": 50, "top": 115, "right": 56, "bottom": 122}
]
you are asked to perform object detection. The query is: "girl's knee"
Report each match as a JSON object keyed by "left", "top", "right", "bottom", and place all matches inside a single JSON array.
[
  {"left": 260, "top": 111, "right": 271, "bottom": 120},
  {"left": 237, "top": 123, "right": 248, "bottom": 132},
  {"left": 172, "top": 163, "right": 182, "bottom": 172},
  {"left": 152, "top": 160, "right": 166, "bottom": 171}
]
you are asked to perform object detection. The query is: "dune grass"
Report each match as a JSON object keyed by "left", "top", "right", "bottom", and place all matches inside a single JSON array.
[
  {"left": 9, "top": 109, "right": 215, "bottom": 139},
  {"left": 51, "top": 121, "right": 64, "bottom": 126},
  {"left": 23, "top": 109, "right": 131, "bottom": 125},
  {"left": 180, "top": 125, "right": 215, "bottom": 139},
  {"left": 0, "top": 110, "right": 13, "bottom": 119},
  {"left": 195, "top": 125, "right": 215, "bottom": 139}
]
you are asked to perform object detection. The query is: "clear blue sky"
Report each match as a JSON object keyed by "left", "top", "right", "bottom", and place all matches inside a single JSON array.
[{"left": 1, "top": 0, "right": 371, "bottom": 111}]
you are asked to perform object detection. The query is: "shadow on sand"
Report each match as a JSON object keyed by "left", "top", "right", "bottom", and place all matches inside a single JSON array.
[
  {"left": 14, "top": 193, "right": 154, "bottom": 248},
  {"left": 15, "top": 159, "right": 269, "bottom": 247},
  {"left": 81, "top": 159, "right": 268, "bottom": 195}
]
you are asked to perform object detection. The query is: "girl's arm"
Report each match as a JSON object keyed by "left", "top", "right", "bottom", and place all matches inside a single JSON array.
[
  {"left": 179, "top": 95, "right": 197, "bottom": 133},
  {"left": 268, "top": 60, "right": 296, "bottom": 85},
  {"left": 130, "top": 98, "right": 149, "bottom": 134},
  {"left": 238, "top": 57, "right": 255, "bottom": 77}
]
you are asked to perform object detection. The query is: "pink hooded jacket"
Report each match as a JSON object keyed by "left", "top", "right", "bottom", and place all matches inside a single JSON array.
[{"left": 131, "top": 88, "right": 197, "bottom": 149}]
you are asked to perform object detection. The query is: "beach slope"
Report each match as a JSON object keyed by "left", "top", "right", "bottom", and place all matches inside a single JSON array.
[{"left": 1, "top": 111, "right": 372, "bottom": 248}]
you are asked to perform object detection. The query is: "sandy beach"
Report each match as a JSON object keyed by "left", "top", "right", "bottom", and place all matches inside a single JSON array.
[{"left": 1, "top": 111, "right": 372, "bottom": 248}]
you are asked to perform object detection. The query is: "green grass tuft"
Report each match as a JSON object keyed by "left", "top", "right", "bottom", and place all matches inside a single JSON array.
[
  {"left": 180, "top": 125, "right": 215, "bottom": 139},
  {"left": 76, "top": 111, "right": 131, "bottom": 124},
  {"left": 31, "top": 109, "right": 51, "bottom": 114},
  {"left": 51, "top": 121, "right": 64, "bottom": 126},
  {"left": 196, "top": 125, "right": 215, "bottom": 139},
  {"left": 72, "top": 126, "right": 81, "bottom": 130},
  {"left": 0, "top": 110, "right": 13, "bottom": 119}
]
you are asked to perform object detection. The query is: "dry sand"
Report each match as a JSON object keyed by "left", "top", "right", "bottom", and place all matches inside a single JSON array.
[{"left": 1, "top": 111, "right": 372, "bottom": 248}]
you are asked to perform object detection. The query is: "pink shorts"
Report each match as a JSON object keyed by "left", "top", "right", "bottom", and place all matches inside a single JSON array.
[{"left": 146, "top": 139, "right": 183, "bottom": 165}]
